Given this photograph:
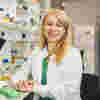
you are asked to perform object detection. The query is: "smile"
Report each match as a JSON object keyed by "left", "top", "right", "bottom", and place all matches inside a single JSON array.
[{"left": 48, "top": 32, "right": 59, "bottom": 36}]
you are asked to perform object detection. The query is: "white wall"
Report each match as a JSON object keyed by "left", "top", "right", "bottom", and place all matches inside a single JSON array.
[
  {"left": 8, "top": 0, "right": 16, "bottom": 9},
  {"left": 0, "top": 0, "right": 9, "bottom": 8},
  {"left": 64, "top": 0, "right": 96, "bottom": 25},
  {"left": 0, "top": 0, "right": 16, "bottom": 8}
]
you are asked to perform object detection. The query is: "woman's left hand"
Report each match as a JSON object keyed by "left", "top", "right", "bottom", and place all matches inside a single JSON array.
[{"left": 16, "top": 80, "right": 33, "bottom": 92}]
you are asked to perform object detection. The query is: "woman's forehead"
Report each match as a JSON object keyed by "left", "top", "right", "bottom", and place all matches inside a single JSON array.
[
  {"left": 45, "top": 13, "right": 64, "bottom": 23},
  {"left": 48, "top": 12, "right": 56, "bottom": 16},
  {"left": 43, "top": 10, "right": 67, "bottom": 25},
  {"left": 44, "top": 14, "right": 57, "bottom": 23}
]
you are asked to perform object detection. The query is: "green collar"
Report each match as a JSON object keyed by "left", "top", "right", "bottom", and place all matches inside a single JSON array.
[{"left": 41, "top": 57, "right": 48, "bottom": 85}]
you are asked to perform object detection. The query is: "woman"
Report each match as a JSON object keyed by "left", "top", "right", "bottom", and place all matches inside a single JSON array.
[{"left": 16, "top": 8, "right": 82, "bottom": 100}]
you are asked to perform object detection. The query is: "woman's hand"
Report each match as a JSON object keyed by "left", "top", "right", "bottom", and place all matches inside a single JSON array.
[
  {"left": 33, "top": 83, "right": 54, "bottom": 98},
  {"left": 16, "top": 80, "right": 33, "bottom": 92}
]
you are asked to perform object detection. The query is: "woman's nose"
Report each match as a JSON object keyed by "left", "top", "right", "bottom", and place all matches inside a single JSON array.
[{"left": 50, "top": 24, "right": 56, "bottom": 31}]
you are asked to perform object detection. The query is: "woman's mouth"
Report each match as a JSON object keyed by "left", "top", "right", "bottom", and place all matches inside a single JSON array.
[
  {"left": 48, "top": 32, "right": 59, "bottom": 37},
  {"left": 48, "top": 34, "right": 56, "bottom": 38}
]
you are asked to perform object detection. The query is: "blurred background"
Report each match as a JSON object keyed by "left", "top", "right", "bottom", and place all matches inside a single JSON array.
[
  {"left": 0, "top": 0, "right": 16, "bottom": 8},
  {"left": 40, "top": 0, "right": 97, "bottom": 75}
]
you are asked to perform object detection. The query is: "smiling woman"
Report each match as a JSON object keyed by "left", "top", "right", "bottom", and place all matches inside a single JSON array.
[
  {"left": 30, "top": 8, "right": 82, "bottom": 100},
  {"left": 40, "top": 9, "right": 73, "bottom": 64},
  {"left": 13, "top": 8, "right": 82, "bottom": 100}
]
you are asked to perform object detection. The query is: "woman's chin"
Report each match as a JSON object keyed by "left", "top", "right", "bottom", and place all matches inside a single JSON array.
[
  {"left": 48, "top": 38, "right": 56, "bottom": 42},
  {"left": 48, "top": 36, "right": 56, "bottom": 41}
]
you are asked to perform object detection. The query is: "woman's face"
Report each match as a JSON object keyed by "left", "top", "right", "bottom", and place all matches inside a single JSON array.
[{"left": 44, "top": 14, "right": 65, "bottom": 42}]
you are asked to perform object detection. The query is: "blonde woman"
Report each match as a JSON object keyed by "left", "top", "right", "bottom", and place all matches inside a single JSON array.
[{"left": 16, "top": 9, "right": 82, "bottom": 100}]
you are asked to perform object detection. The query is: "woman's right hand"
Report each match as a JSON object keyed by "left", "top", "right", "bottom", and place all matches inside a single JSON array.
[{"left": 16, "top": 80, "right": 53, "bottom": 97}]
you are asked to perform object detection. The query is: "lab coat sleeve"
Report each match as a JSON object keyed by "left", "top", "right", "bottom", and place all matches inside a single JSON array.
[
  {"left": 24, "top": 56, "right": 33, "bottom": 80},
  {"left": 8, "top": 8, "right": 16, "bottom": 18},
  {"left": 52, "top": 48, "right": 82, "bottom": 100}
]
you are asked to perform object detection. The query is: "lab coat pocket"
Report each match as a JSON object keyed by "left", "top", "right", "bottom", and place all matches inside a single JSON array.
[{"left": 64, "top": 81, "right": 81, "bottom": 100}]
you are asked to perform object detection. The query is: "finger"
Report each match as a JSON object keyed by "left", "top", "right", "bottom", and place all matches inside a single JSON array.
[{"left": 16, "top": 80, "right": 24, "bottom": 89}]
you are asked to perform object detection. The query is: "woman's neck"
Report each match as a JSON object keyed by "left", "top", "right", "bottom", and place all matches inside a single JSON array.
[{"left": 48, "top": 41, "right": 56, "bottom": 55}]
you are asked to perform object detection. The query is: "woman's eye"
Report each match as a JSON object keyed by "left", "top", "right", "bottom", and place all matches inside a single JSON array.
[
  {"left": 56, "top": 24, "right": 62, "bottom": 27},
  {"left": 47, "top": 23, "right": 52, "bottom": 26}
]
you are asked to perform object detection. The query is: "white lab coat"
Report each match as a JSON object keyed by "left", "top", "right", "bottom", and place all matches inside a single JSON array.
[
  {"left": 8, "top": 8, "right": 16, "bottom": 18},
  {"left": 12, "top": 46, "right": 82, "bottom": 100},
  {"left": 23, "top": 46, "right": 82, "bottom": 100}
]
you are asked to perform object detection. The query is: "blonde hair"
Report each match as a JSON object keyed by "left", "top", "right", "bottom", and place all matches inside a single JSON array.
[{"left": 40, "top": 8, "right": 75, "bottom": 64}]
